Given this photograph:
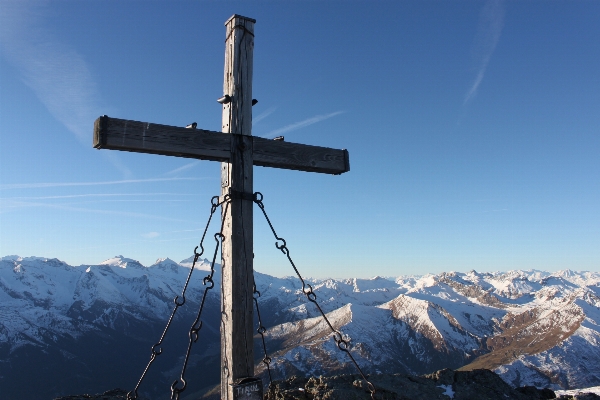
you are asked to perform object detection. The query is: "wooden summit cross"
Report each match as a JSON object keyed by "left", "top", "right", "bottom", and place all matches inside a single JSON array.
[{"left": 93, "top": 15, "right": 349, "bottom": 399}]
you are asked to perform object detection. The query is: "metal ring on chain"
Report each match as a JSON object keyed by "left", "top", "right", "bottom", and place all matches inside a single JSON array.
[
  {"left": 253, "top": 279, "right": 273, "bottom": 385},
  {"left": 174, "top": 295, "right": 185, "bottom": 307},
  {"left": 203, "top": 277, "right": 214, "bottom": 289},
  {"left": 151, "top": 344, "right": 162, "bottom": 356},
  {"left": 337, "top": 339, "right": 349, "bottom": 352},
  {"left": 171, "top": 379, "right": 186, "bottom": 395}
]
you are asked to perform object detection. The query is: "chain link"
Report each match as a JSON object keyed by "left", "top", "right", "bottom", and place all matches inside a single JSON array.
[
  {"left": 252, "top": 281, "right": 273, "bottom": 385},
  {"left": 171, "top": 197, "right": 230, "bottom": 400},
  {"left": 253, "top": 192, "right": 376, "bottom": 399},
  {"left": 127, "top": 195, "right": 227, "bottom": 400}
]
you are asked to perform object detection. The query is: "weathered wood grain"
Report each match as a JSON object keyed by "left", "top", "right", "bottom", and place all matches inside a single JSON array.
[
  {"left": 253, "top": 137, "right": 349, "bottom": 174},
  {"left": 220, "top": 14, "right": 256, "bottom": 400},
  {"left": 93, "top": 116, "right": 230, "bottom": 161},
  {"left": 94, "top": 116, "right": 349, "bottom": 175}
]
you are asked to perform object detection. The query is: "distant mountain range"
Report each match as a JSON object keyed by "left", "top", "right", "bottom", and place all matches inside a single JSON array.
[{"left": 1, "top": 255, "right": 599, "bottom": 399}]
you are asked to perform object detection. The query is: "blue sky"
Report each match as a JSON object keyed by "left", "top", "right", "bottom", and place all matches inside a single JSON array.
[{"left": 1, "top": 0, "right": 598, "bottom": 278}]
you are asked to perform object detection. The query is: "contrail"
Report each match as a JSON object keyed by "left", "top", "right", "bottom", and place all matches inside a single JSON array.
[
  {"left": 161, "top": 161, "right": 200, "bottom": 176},
  {"left": 0, "top": 177, "right": 200, "bottom": 190},
  {"left": 262, "top": 111, "right": 345, "bottom": 139},
  {"left": 464, "top": 0, "right": 505, "bottom": 104},
  {"left": 253, "top": 106, "right": 277, "bottom": 125},
  {"left": 0, "top": 2, "right": 130, "bottom": 176},
  {"left": 6, "top": 193, "right": 195, "bottom": 200}
]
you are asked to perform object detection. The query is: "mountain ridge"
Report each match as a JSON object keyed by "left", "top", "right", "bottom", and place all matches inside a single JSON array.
[{"left": 1, "top": 255, "right": 599, "bottom": 399}]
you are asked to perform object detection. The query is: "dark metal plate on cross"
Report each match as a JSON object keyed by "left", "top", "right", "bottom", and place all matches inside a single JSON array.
[{"left": 231, "top": 377, "right": 263, "bottom": 400}]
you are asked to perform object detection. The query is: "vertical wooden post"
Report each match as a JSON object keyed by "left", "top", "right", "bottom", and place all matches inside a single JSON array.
[
  {"left": 93, "top": 12, "right": 348, "bottom": 399},
  {"left": 220, "top": 14, "right": 256, "bottom": 400}
]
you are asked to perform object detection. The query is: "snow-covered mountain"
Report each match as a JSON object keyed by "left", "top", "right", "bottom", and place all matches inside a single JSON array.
[
  {"left": 259, "top": 269, "right": 600, "bottom": 391},
  {"left": 1, "top": 255, "right": 599, "bottom": 399}
]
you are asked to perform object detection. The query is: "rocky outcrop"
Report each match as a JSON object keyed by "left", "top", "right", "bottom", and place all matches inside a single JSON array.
[
  {"left": 52, "top": 389, "right": 129, "bottom": 400},
  {"left": 264, "top": 369, "right": 556, "bottom": 400},
  {"left": 54, "top": 371, "right": 600, "bottom": 400}
]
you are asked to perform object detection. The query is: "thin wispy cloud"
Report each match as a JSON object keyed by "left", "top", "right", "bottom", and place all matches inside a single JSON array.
[
  {"left": 0, "top": 199, "right": 187, "bottom": 222},
  {"left": 0, "top": 2, "right": 128, "bottom": 177},
  {"left": 6, "top": 193, "right": 195, "bottom": 200},
  {"left": 261, "top": 111, "right": 345, "bottom": 139},
  {"left": 464, "top": 0, "right": 505, "bottom": 105},
  {"left": 161, "top": 161, "right": 200, "bottom": 176},
  {"left": 0, "top": 199, "right": 189, "bottom": 215},
  {"left": 163, "top": 228, "right": 203, "bottom": 234},
  {"left": 141, "top": 232, "right": 160, "bottom": 239},
  {"left": 103, "top": 152, "right": 134, "bottom": 179},
  {"left": 58, "top": 199, "right": 192, "bottom": 205},
  {"left": 0, "top": 177, "right": 200, "bottom": 190},
  {"left": 253, "top": 106, "right": 277, "bottom": 125}
]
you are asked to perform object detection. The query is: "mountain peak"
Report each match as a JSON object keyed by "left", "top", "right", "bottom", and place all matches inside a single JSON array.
[
  {"left": 100, "top": 255, "right": 145, "bottom": 268},
  {"left": 1, "top": 255, "right": 53, "bottom": 263},
  {"left": 179, "top": 255, "right": 211, "bottom": 269},
  {"left": 151, "top": 257, "right": 180, "bottom": 273}
]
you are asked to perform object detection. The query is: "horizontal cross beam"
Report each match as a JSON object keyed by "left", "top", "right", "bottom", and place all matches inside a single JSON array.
[{"left": 93, "top": 116, "right": 350, "bottom": 175}]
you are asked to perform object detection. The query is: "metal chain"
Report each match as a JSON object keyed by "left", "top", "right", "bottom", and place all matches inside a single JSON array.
[
  {"left": 253, "top": 192, "right": 376, "bottom": 399},
  {"left": 252, "top": 281, "right": 273, "bottom": 385},
  {"left": 127, "top": 195, "right": 226, "bottom": 400},
  {"left": 221, "top": 252, "right": 230, "bottom": 397},
  {"left": 171, "top": 198, "right": 230, "bottom": 400}
]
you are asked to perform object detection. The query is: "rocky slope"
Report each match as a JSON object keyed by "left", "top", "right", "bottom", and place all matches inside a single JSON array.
[
  {"left": 255, "top": 270, "right": 600, "bottom": 393},
  {"left": 52, "top": 371, "right": 600, "bottom": 400},
  {"left": 264, "top": 369, "right": 558, "bottom": 400}
]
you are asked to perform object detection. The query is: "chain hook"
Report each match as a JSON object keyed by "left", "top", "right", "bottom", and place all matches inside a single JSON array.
[
  {"left": 203, "top": 276, "right": 214, "bottom": 289},
  {"left": 171, "top": 377, "right": 187, "bottom": 399},
  {"left": 173, "top": 295, "right": 185, "bottom": 306},
  {"left": 252, "top": 276, "right": 273, "bottom": 385},
  {"left": 126, "top": 390, "right": 137, "bottom": 400},
  {"left": 151, "top": 343, "right": 162, "bottom": 356}
]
